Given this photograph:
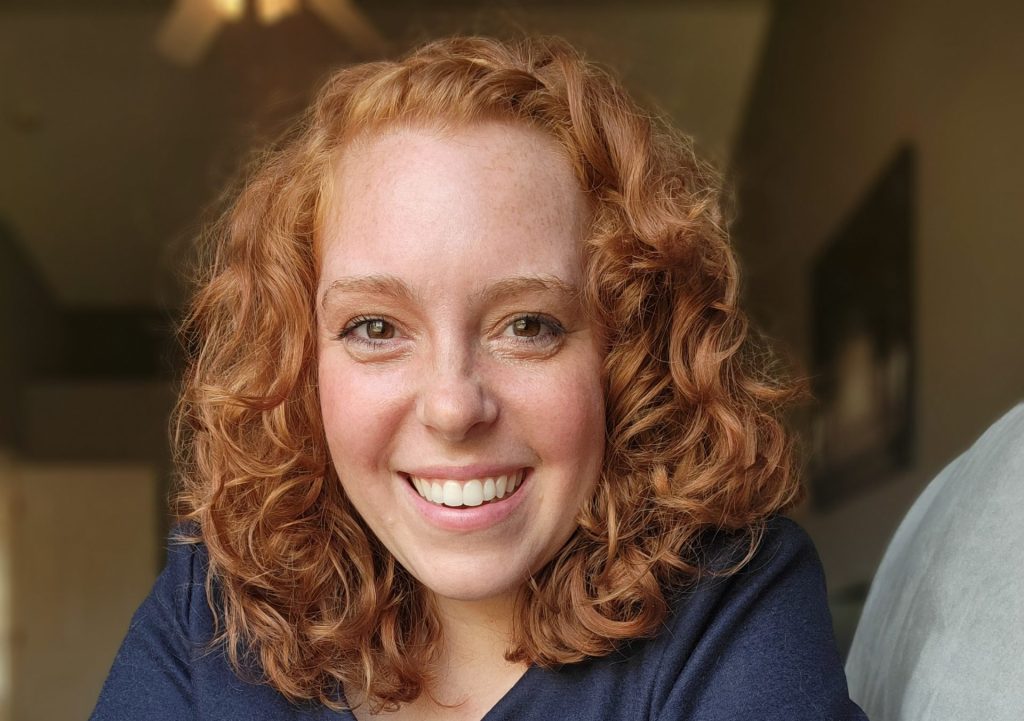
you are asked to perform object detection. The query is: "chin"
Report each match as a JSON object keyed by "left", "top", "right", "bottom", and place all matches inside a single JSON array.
[{"left": 418, "top": 571, "right": 525, "bottom": 605}]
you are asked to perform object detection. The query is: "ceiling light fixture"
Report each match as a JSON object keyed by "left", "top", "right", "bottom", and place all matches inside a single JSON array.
[{"left": 156, "top": 0, "right": 386, "bottom": 67}]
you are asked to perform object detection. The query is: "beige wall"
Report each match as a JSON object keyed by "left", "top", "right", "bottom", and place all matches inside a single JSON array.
[
  {"left": 0, "top": 3, "right": 769, "bottom": 308},
  {"left": 0, "top": 458, "right": 158, "bottom": 721},
  {"left": 734, "top": 0, "right": 1024, "bottom": 589}
]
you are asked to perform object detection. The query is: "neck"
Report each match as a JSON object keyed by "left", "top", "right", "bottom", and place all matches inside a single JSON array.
[
  {"left": 424, "top": 591, "right": 528, "bottom": 711},
  {"left": 346, "top": 592, "right": 530, "bottom": 721},
  {"left": 434, "top": 591, "right": 516, "bottom": 665}
]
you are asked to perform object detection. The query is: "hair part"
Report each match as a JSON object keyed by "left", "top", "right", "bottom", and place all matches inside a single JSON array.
[{"left": 173, "top": 35, "right": 804, "bottom": 712}]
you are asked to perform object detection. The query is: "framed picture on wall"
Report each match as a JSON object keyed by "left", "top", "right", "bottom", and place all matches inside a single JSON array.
[{"left": 810, "top": 146, "right": 916, "bottom": 511}]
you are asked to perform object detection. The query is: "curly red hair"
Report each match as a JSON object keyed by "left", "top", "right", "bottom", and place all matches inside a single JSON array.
[{"left": 173, "top": 35, "right": 803, "bottom": 712}]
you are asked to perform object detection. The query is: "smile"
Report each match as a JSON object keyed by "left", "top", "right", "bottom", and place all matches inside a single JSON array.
[{"left": 407, "top": 470, "right": 526, "bottom": 508}]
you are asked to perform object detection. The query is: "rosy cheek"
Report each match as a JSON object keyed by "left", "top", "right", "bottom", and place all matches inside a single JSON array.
[
  {"left": 319, "top": 366, "right": 372, "bottom": 456},
  {"left": 318, "top": 362, "right": 351, "bottom": 435},
  {"left": 319, "top": 361, "right": 397, "bottom": 471},
  {"left": 513, "top": 365, "right": 604, "bottom": 457}
]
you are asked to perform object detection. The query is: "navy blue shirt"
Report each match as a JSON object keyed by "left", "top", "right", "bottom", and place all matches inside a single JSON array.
[{"left": 91, "top": 516, "right": 868, "bottom": 720}]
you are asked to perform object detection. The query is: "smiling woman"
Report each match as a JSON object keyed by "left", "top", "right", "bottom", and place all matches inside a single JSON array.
[
  {"left": 91, "top": 36, "right": 869, "bottom": 721},
  {"left": 317, "top": 123, "right": 605, "bottom": 638}
]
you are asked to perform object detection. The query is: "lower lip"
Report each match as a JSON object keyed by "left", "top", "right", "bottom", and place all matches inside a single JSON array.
[{"left": 402, "top": 470, "right": 531, "bottom": 533}]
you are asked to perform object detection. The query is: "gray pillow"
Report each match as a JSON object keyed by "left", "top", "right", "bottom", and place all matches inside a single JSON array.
[{"left": 846, "top": 403, "right": 1024, "bottom": 720}]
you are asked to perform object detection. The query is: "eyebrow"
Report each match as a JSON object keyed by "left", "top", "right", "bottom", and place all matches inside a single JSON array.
[
  {"left": 319, "top": 273, "right": 579, "bottom": 311},
  {"left": 473, "top": 275, "right": 580, "bottom": 306},
  {"left": 321, "top": 275, "right": 416, "bottom": 310}
]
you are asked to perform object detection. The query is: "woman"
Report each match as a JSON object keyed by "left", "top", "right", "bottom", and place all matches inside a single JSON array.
[{"left": 92, "top": 36, "right": 868, "bottom": 720}]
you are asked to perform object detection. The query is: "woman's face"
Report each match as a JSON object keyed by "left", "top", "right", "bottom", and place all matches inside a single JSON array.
[{"left": 317, "top": 122, "right": 605, "bottom": 607}]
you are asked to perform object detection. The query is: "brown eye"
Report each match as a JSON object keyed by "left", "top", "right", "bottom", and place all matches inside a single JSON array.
[
  {"left": 512, "top": 317, "right": 542, "bottom": 337},
  {"left": 364, "top": 319, "right": 395, "bottom": 339},
  {"left": 340, "top": 317, "right": 398, "bottom": 344}
]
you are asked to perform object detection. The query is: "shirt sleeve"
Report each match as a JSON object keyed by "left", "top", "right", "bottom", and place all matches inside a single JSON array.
[
  {"left": 89, "top": 533, "right": 205, "bottom": 721},
  {"left": 655, "top": 517, "right": 870, "bottom": 721}
]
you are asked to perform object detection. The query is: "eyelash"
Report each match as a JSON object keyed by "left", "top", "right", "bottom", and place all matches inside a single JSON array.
[
  {"left": 336, "top": 314, "right": 566, "bottom": 349},
  {"left": 502, "top": 314, "right": 566, "bottom": 345},
  {"left": 337, "top": 315, "right": 398, "bottom": 349}
]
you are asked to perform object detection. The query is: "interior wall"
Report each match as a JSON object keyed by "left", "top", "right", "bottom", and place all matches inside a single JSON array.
[
  {"left": 4, "top": 461, "right": 158, "bottom": 721},
  {"left": 733, "top": 0, "right": 1024, "bottom": 591},
  {"left": 0, "top": 3, "right": 770, "bottom": 310},
  {"left": 0, "top": 223, "right": 63, "bottom": 448}
]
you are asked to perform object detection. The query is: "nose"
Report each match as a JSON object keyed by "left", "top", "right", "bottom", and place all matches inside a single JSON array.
[{"left": 415, "top": 352, "right": 499, "bottom": 442}]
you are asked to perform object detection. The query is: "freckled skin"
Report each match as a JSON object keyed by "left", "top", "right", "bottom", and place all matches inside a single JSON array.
[{"left": 316, "top": 122, "right": 605, "bottom": 611}]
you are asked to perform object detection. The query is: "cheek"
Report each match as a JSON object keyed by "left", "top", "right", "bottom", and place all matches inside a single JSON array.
[
  {"left": 510, "top": 358, "right": 606, "bottom": 469},
  {"left": 318, "top": 357, "right": 405, "bottom": 473},
  {"left": 551, "top": 383, "right": 603, "bottom": 448}
]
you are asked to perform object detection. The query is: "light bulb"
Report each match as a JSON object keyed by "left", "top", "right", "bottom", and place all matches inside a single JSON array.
[
  {"left": 257, "top": 0, "right": 298, "bottom": 25},
  {"left": 212, "top": 0, "right": 245, "bottom": 21}
]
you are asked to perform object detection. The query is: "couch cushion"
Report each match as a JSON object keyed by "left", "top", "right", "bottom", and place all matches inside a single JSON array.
[{"left": 846, "top": 403, "right": 1024, "bottom": 720}]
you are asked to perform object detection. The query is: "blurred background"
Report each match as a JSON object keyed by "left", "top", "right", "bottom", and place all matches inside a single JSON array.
[{"left": 1, "top": 0, "right": 1022, "bottom": 718}]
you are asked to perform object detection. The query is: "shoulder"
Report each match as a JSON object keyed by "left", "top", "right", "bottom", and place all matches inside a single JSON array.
[
  {"left": 647, "top": 515, "right": 868, "bottom": 720},
  {"left": 147, "top": 524, "right": 215, "bottom": 643},
  {"left": 701, "top": 516, "right": 837, "bottom": 662},
  {"left": 665, "top": 515, "right": 825, "bottom": 617},
  {"left": 721, "top": 515, "right": 825, "bottom": 595},
  {"left": 90, "top": 525, "right": 212, "bottom": 720},
  {"left": 659, "top": 515, "right": 829, "bottom": 651},
  {"left": 697, "top": 514, "right": 818, "bottom": 572},
  {"left": 94, "top": 526, "right": 328, "bottom": 719},
  {"left": 113, "top": 523, "right": 212, "bottom": 654}
]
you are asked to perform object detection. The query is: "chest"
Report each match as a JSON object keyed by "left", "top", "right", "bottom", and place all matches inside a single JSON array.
[{"left": 191, "top": 649, "right": 673, "bottom": 721}]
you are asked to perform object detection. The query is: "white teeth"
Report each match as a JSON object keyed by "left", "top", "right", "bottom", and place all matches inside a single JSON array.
[
  {"left": 410, "top": 471, "right": 524, "bottom": 507},
  {"left": 442, "top": 481, "right": 461, "bottom": 507},
  {"left": 462, "top": 480, "right": 483, "bottom": 507}
]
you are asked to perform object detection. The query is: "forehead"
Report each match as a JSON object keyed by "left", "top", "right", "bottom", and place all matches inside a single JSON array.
[
  {"left": 334, "top": 120, "right": 576, "bottom": 200},
  {"left": 318, "top": 122, "right": 589, "bottom": 290}
]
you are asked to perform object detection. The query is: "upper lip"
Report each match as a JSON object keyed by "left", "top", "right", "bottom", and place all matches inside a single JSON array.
[{"left": 401, "top": 464, "right": 528, "bottom": 481}]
